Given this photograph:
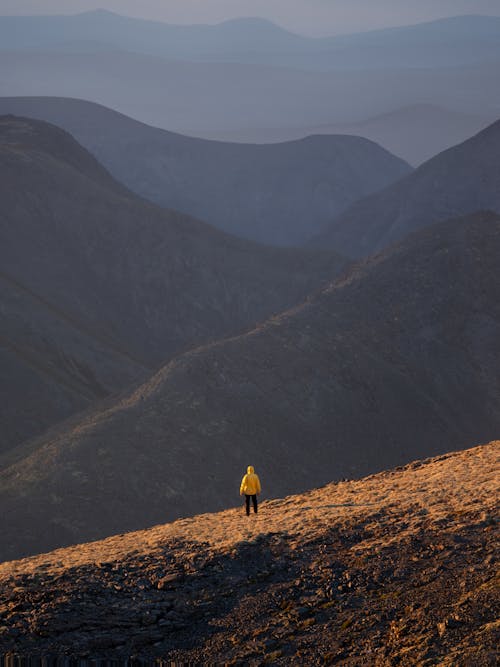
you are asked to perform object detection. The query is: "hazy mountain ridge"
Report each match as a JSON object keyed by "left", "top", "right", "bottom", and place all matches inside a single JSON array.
[
  {"left": 0, "top": 115, "right": 346, "bottom": 453},
  {"left": 212, "top": 104, "right": 493, "bottom": 166},
  {"left": 0, "top": 441, "right": 497, "bottom": 663},
  {"left": 1, "top": 211, "right": 499, "bottom": 561},
  {"left": 311, "top": 117, "right": 500, "bottom": 256},
  {"left": 1, "top": 12, "right": 500, "bottom": 70},
  {"left": 2, "top": 50, "right": 499, "bottom": 140},
  {"left": 0, "top": 98, "right": 412, "bottom": 245}
]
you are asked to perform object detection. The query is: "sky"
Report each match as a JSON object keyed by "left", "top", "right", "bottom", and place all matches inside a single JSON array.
[{"left": 1, "top": 0, "right": 500, "bottom": 36}]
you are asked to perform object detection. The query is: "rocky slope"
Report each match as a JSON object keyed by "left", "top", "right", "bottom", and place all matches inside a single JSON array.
[
  {"left": 1, "top": 211, "right": 499, "bottom": 561},
  {"left": 0, "top": 441, "right": 497, "bottom": 664},
  {"left": 0, "top": 98, "right": 411, "bottom": 246},
  {"left": 311, "top": 118, "right": 500, "bottom": 257},
  {"left": 0, "top": 115, "right": 345, "bottom": 453}
]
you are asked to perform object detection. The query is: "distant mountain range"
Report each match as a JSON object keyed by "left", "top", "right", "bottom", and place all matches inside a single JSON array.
[
  {"left": 2, "top": 12, "right": 499, "bottom": 145},
  {"left": 1, "top": 12, "right": 500, "bottom": 70},
  {"left": 311, "top": 118, "right": 500, "bottom": 256},
  {"left": 0, "top": 98, "right": 411, "bottom": 245},
  {"left": 0, "top": 115, "right": 345, "bottom": 454},
  {"left": 2, "top": 211, "right": 498, "bottom": 560}
]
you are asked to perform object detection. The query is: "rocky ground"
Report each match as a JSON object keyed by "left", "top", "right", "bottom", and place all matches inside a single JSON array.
[{"left": 0, "top": 441, "right": 498, "bottom": 665}]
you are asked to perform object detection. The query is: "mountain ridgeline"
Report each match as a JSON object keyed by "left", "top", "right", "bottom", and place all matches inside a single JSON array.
[
  {"left": 1, "top": 211, "right": 499, "bottom": 561},
  {"left": 0, "top": 98, "right": 412, "bottom": 246},
  {"left": 311, "top": 118, "right": 500, "bottom": 257},
  {"left": 2, "top": 51, "right": 499, "bottom": 146},
  {"left": 2, "top": 13, "right": 500, "bottom": 147},
  {"left": 0, "top": 115, "right": 346, "bottom": 454}
]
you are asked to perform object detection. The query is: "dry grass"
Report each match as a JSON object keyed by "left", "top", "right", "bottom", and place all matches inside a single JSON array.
[{"left": 1, "top": 440, "right": 497, "bottom": 580}]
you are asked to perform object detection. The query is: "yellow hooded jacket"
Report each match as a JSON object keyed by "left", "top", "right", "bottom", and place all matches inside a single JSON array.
[{"left": 240, "top": 466, "right": 261, "bottom": 496}]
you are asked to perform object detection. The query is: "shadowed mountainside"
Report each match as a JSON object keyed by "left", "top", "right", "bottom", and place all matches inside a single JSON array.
[
  {"left": 0, "top": 269, "right": 147, "bottom": 457},
  {"left": 0, "top": 441, "right": 497, "bottom": 663},
  {"left": 0, "top": 115, "right": 345, "bottom": 453},
  {"left": 311, "top": 118, "right": 500, "bottom": 257},
  {"left": 0, "top": 97, "right": 411, "bottom": 246},
  {"left": 1, "top": 212, "right": 499, "bottom": 561}
]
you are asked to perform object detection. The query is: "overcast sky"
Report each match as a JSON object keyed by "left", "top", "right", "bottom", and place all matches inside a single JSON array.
[{"left": 1, "top": 0, "right": 500, "bottom": 36}]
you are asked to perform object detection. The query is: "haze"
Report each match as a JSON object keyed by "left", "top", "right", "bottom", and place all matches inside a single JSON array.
[{"left": 1, "top": 0, "right": 500, "bottom": 35}]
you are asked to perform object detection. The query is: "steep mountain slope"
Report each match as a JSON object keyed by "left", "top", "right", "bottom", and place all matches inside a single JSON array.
[
  {"left": 0, "top": 442, "right": 497, "bottom": 664},
  {"left": 1, "top": 50, "right": 499, "bottom": 142},
  {"left": 312, "top": 118, "right": 500, "bottom": 257},
  {"left": 0, "top": 115, "right": 345, "bottom": 453},
  {"left": 1, "top": 212, "right": 499, "bottom": 561},
  {"left": 1, "top": 11, "right": 500, "bottom": 70},
  {"left": 0, "top": 98, "right": 411, "bottom": 246}
]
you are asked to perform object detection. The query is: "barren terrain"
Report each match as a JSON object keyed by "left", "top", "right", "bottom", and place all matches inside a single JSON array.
[{"left": 0, "top": 441, "right": 497, "bottom": 664}]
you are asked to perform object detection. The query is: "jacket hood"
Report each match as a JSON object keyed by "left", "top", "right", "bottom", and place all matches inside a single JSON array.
[{"left": 247, "top": 466, "right": 254, "bottom": 474}]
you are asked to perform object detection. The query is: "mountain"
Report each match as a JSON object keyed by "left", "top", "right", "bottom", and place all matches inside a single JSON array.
[
  {"left": 1, "top": 12, "right": 500, "bottom": 70},
  {"left": 1, "top": 211, "right": 499, "bottom": 561},
  {"left": 0, "top": 98, "right": 411, "bottom": 246},
  {"left": 1, "top": 49, "right": 499, "bottom": 141},
  {"left": 0, "top": 115, "right": 345, "bottom": 454},
  {"left": 208, "top": 105, "right": 494, "bottom": 167},
  {"left": 0, "top": 441, "right": 497, "bottom": 664},
  {"left": 312, "top": 118, "right": 500, "bottom": 257}
]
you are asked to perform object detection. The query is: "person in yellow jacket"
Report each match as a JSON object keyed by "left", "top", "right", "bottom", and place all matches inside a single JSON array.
[{"left": 240, "top": 465, "right": 262, "bottom": 516}]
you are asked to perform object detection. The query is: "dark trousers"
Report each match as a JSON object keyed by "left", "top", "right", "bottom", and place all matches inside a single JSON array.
[{"left": 245, "top": 494, "right": 258, "bottom": 516}]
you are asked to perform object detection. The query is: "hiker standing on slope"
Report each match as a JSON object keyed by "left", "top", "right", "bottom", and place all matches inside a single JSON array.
[{"left": 240, "top": 465, "right": 262, "bottom": 516}]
